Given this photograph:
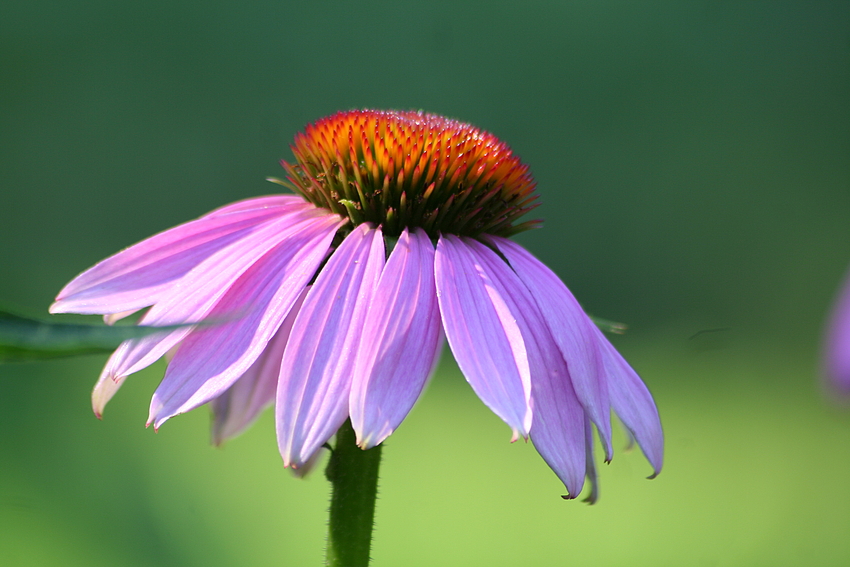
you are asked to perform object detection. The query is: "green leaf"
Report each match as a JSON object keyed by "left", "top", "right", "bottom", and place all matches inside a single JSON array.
[{"left": 0, "top": 310, "right": 188, "bottom": 363}]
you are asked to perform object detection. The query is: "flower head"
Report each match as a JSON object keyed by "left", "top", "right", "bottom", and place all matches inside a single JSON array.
[
  {"left": 825, "top": 265, "right": 850, "bottom": 396},
  {"left": 277, "top": 110, "right": 539, "bottom": 239},
  {"left": 51, "top": 109, "right": 663, "bottom": 500}
]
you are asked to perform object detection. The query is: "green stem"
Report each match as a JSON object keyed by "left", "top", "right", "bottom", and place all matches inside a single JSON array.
[{"left": 325, "top": 419, "right": 382, "bottom": 567}]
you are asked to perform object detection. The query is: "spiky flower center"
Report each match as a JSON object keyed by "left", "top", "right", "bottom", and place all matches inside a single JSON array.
[{"left": 275, "top": 109, "right": 541, "bottom": 238}]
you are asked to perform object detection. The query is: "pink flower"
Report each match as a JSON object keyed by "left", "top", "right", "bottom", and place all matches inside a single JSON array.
[
  {"left": 825, "top": 266, "right": 850, "bottom": 396},
  {"left": 51, "top": 110, "right": 663, "bottom": 500}
]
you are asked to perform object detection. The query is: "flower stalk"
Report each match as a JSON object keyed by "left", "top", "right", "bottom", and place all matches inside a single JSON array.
[{"left": 325, "top": 419, "right": 382, "bottom": 567}]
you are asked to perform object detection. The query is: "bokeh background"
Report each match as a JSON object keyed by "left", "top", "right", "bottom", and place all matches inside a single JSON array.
[{"left": 2, "top": 1, "right": 849, "bottom": 565}]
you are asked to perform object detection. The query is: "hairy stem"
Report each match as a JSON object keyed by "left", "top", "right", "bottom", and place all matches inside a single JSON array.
[{"left": 325, "top": 419, "right": 382, "bottom": 566}]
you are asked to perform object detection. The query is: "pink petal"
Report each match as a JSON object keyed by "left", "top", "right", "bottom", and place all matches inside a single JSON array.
[
  {"left": 203, "top": 195, "right": 302, "bottom": 217},
  {"left": 468, "top": 238, "right": 586, "bottom": 497},
  {"left": 103, "top": 207, "right": 338, "bottom": 383},
  {"left": 349, "top": 228, "right": 443, "bottom": 449},
  {"left": 826, "top": 266, "right": 850, "bottom": 394},
  {"left": 210, "top": 289, "right": 308, "bottom": 445},
  {"left": 90, "top": 324, "right": 179, "bottom": 417},
  {"left": 528, "top": 381, "right": 586, "bottom": 499},
  {"left": 582, "top": 416, "right": 599, "bottom": 504},
  {"left": 51, "top": 202, "right": 309, "bottom": 315},
  {"left": 434, "top": 235, "right": 532, "bottom": 440},
  {"left": 91, "top": 352, "right": 129, "bottom": 418},
  {"left": 595, "top": 326, "right": 664, "bottom": 477},
  {"left": 149, "top": 214, "right": 342, "bottom": 428},
  {"left": 490, "top": 236, "right": 613, "bottom": 461},
  {"left": 276, "top": 224, "right": 386, "bottom": 468}
]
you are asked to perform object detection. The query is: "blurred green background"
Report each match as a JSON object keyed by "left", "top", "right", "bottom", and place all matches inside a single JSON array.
[{"left": 2, "top": 1, "right": 849, "bottom": 565}]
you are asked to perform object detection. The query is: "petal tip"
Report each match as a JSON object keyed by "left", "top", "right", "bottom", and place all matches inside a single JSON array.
[
  {"left": 280, "top": 451, "right": 294, "bottom": 469},
  {"left": 509, "top": 426, "right": 531, "bottom": 444},
  {"left": 210, "top": 424, "right": 227, "bottom": 447},
  {"left": 146, "top": 414, "right": 162, "bottom": 431},
  {"left": 357, "top": 433, "right": 377, "bottom": 450}
]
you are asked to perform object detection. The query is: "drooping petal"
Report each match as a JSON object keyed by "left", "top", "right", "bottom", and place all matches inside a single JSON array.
[
  {"left": 594, "top": 326, "right": 664, "bottom": 477},
  {"left": 149, "top": 214, "right": 342, "bottom": 428},
  {"left": 210, "top": 289, "right": 308, "bottom": 445},
  {"left": 582, "top": 416, "right": 599, "bottom": 504},
  {"left": 467, "top": 238, "right": 586, "bottom": 497},
  {"left": 102, "top": 207, "right": 337, "bottom": 383},
  {"left": 91, "top": 351, "right": 129, "bottom": 418},
  {"left": 527, "top": 368, "right": 588, "bottom": 498},
  {"left": 50, "top": 202, "right": 309, "bottom": 315},
  {"left": 349, "top": 228, "right": 443, "bottom": 449},
  {"left": 90, "top": 323, "right": 181, "bottom": 417},
  {"left": 276, "top": 224, "right": 385, "bottom": 468},
  {"left": 435, "top": 234, "right": 532, "bottom": 439},
  {"left": 490, "top": 236, "right": 613, "bottom": 461},
  {"left": 825, "top": 266, "right": 850, "bottom": 394}
]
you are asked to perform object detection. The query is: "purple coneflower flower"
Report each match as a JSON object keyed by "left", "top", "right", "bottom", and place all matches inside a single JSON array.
[
  {"left": 51, "top": 110, "right": 662, "bottom": 500},
  {"left": 825, "top": 266, "right": 850, "bottom": 395}
]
